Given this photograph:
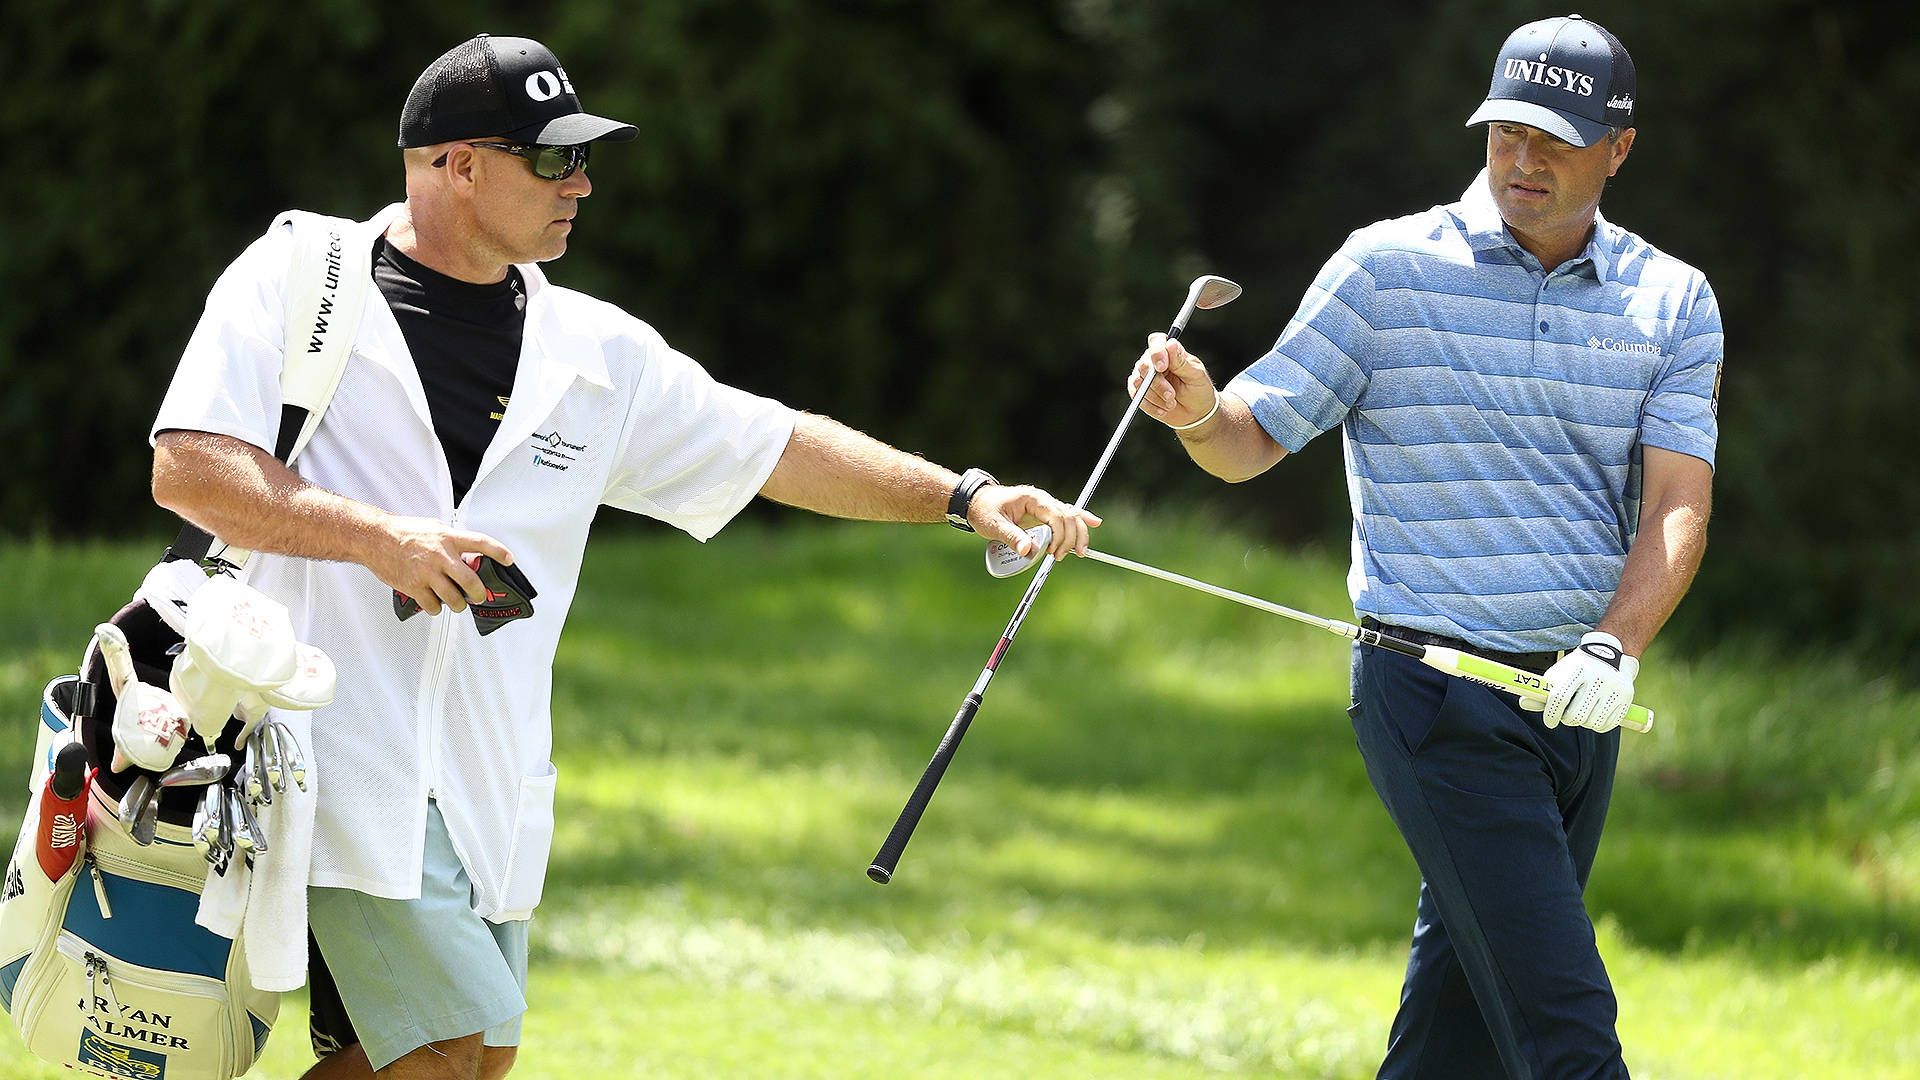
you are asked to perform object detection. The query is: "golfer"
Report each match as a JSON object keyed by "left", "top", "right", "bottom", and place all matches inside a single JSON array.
[
  {"left": 148, "top": 33, "right": 1097, "bottom": 1080},
  {"left": 1130, "top": 15, "right": 1718, "bottom": 1078}
]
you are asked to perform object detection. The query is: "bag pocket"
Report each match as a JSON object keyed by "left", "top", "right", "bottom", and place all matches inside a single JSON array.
[
  {"left": 16, "top": 930, "right": 237, "bottom": 1080},
  {"left": 494, "top": 762, "right": 558, "bottom": 921}
]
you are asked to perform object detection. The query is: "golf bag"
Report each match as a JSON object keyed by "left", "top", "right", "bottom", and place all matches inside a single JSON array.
[
  {"left": 0, "top": 676, "right": 280, "bottom": 1079},
  {"left": 0, "top": 209, "right": 366, "bottom": 1079}
]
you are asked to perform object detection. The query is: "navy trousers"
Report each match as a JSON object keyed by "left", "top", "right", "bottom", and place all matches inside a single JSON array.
[{"left": 1349, "top": 643, "right": 1628, "bottom": 1080}]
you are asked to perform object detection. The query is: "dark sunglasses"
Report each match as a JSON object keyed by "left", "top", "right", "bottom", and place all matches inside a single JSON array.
[{"left": 432, "top": 141, "right": 591, "bottom": 181}]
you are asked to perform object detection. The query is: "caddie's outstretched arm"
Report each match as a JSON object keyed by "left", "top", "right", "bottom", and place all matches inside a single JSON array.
[
  {"left": 153, "top": 429, "right": 507, "bottom": 615},
  {"left": 756, "top": 412, "right": 1099, "bottom": 560}
]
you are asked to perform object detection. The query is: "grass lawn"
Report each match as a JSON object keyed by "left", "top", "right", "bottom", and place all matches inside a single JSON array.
[{"left": 2, "top": 510, "right": 1915, "bottom": 1078}]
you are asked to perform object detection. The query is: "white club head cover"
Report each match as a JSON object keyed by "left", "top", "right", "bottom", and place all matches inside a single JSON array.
[
  {"left": 170, "top": 577, "right": 300, "bottom": 740},
  {"left": 94, "top": 623, "right": 192, "bottom": 773},
  {"left": 234, "top": 692, "right": 273, "bottom": 742},
  {"left": 232, "top": 643, "right": 334, "bottom": 743},
  {"left": 262, "top": 642, "right": 336, "bottom": 711}
]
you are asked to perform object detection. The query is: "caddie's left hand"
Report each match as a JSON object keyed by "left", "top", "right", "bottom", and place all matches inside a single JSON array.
[
  {"left": 969, "top": 484, "right": 1101, "bottom": 561},
  {"left": 1530, "top": 631, "right": 1640, "bottom": 732}
]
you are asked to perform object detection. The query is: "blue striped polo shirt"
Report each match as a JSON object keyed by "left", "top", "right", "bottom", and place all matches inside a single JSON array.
[{"left": 1226, "top": 169, "right": 1722, "bottom": 653}]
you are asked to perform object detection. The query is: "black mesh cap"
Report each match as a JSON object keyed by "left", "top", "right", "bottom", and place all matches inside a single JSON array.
[{"left": 398, "top": 34, "right": 638, "bottom": 148}]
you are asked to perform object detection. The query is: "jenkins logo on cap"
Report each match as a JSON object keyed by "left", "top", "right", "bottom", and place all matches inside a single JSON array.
[{"left": 1464, "top": 14, "right": 1636, "bottom": 148}]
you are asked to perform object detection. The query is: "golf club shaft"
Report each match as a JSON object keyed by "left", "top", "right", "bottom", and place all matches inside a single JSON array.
[
  {"left": 867, "top": 555, "right": 1058, "bottom": 883},
  {"left": 1078, "top": 548, "right": 1654, "bottom": 733},
  {"left": 1069, "top": 301, "right": 1201, "bottom": 511},
  {"left": 867, "top": 304, "right": 1209, "bottom": 885}
]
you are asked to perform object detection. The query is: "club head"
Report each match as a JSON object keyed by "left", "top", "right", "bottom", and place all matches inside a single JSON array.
[
  {"left": 118, "top": 775, "right": 156, "bottom": 827},
  {"left": 132, "top": 792, "right": 159, "bottom": 846},
  {"left": 159, "top": 753, "right": 232, "bottom": 788},
  {"left": 273, "top": 721, "right": 309, "bottom": 790},
  {"left": 93, "top": 623, "right": 137, "bottom": 699},
  {"left": 233, "top": 792, "right": 267, "bottom": 855},
  {"left": 1168, "top": 275, "right": 1243, "bottom": 339},
  {"left": 228, "top": 789, "right": 257, "bottom": 853},
  {"left": 243, "top": 759, "right": 273, "bottom": 805},
  {"left": 986, "top": 525, "right": 1051, "bottom": 579},
  {"left": 1191, "top": 275, "right": 1242, "bottom": 310}
]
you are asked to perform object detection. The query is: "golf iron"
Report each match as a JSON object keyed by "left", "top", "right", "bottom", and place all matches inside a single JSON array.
[{"left": 868, "top": 276, "right": 1243, "bottom": 885}]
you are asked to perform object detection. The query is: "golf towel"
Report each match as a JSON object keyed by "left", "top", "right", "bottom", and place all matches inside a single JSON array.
[
  {"left": 244, "top": 708, "right": 314, "bottom": 992},
  {"left": 196, "top": 846, "right": 250, "bottom": 937}
]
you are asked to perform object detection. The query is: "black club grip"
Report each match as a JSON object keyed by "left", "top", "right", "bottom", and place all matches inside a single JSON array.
[{"left": 867, "top": 694, "right": 981, "bottom": 884}]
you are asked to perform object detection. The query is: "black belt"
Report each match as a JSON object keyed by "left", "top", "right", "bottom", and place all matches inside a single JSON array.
[{"left": 1359, "top": 618, "right": 1565, "bottom": 675}]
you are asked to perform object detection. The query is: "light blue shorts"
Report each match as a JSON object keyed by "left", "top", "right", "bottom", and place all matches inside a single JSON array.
[{"left": 307, "top": 803, "right": 529, "bottom": 1072}]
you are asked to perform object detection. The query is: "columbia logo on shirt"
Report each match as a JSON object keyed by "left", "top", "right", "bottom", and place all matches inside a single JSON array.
[{"left": 1586, "top": 335, "right": 1662, "bottom": 355}]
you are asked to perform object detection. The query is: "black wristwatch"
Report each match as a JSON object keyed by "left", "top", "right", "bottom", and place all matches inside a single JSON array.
[{"left": 945, "top": 468, "right": 998, "bottom": 531}]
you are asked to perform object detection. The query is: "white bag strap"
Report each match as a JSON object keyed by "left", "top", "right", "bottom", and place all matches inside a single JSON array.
[
  {"left": 273, "top": 210, "right": 369, "bottom": 466},
  {"left": 169, "top": 211, "right": 371, "bottom": 573}
]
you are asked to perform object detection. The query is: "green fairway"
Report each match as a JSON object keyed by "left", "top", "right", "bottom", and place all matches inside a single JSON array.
[{"left": 2, "top": 514, "right": 1915, "bottom": 1078}]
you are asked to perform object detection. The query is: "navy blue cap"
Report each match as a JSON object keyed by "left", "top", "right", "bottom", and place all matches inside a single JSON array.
[
  {"left": 399, "top": 35, "right": 638, "bottom": 148},
  {"left": 1465, "top": 15, "right": 1635, "bottom": 147}
]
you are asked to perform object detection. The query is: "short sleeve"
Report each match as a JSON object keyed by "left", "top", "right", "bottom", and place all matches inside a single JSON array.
[
  {"left": 1226, "top": 236, "right": 1376, "bottom": 453},
  {"left": 601, "top": 336, "right": 798, "bottom": 541},
  {"left": 1640, "top": 275, "right": 1721, "bottom": 468}
]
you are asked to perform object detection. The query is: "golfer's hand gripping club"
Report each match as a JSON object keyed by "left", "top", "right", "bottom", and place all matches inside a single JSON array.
[{"left": 868, "top": 276, "right": 1242, "bottom": 885}]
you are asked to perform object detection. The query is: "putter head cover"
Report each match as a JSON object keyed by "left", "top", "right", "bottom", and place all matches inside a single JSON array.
[
  {"left": 472, "top": 556, "right": 538, "bottom": 635},
  {"left": 95, "top": 623, "right": 192, "bottom": 773},
  {"left": 394, "top": 556, "right": 538, "bottom": 635},
  {"left": 169, "top": 577, "right": 300, "bottom": 740}
]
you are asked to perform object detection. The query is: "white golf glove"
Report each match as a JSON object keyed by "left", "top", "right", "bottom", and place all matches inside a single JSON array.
[{"left": 1531, "top": 631, "right": 1640, "bottom": 732}]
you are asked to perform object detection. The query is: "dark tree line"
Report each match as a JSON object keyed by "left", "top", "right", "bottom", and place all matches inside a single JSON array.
[{"left": 2, "top": 0, "right": 1913, "bottom": 670}]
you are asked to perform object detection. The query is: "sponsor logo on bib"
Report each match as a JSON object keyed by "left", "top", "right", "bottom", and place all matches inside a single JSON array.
[
  {"left": 528, "top": 430, "right": 588, "bottom": 473},
  {"left": 78, "top": 1028, "right": 167, "bottom": 1079}
]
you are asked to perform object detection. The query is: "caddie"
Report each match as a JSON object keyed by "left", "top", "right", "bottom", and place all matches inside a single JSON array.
[
  {"left": 1127, "top": 14, "right": 1720, "bottom": 1079},
  {"left": 148, "top": 33, "right": 1098, "bottom": 1080}
]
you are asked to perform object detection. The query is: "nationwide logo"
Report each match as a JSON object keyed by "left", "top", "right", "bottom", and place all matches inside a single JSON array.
[
  {"left": 1503, "top": 55, "right": 1596, "bottom": 97},
  {"left": 1587, "top": 335, "right": 1663, "bottom": 356}
]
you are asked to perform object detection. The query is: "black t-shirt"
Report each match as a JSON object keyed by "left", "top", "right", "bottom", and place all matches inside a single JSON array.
[{"left": 373, "top": 239, "right": 526, "bottom": 505}]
